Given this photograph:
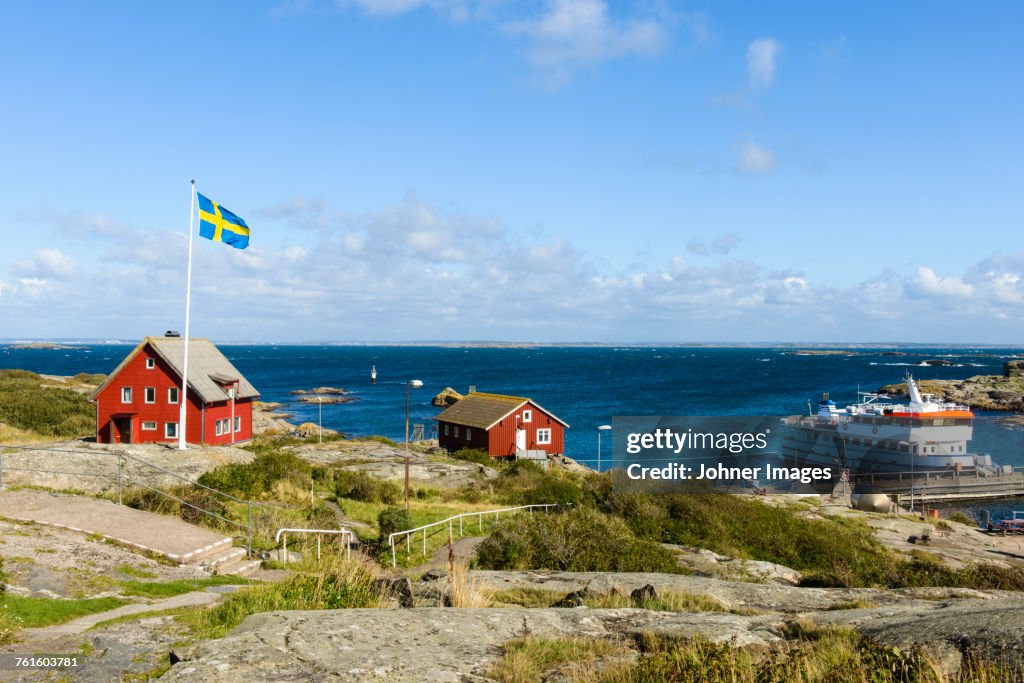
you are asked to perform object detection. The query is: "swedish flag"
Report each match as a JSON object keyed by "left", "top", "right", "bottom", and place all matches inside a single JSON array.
[{"left": 198, "top": 193, "right": 250, "bottom": 249}]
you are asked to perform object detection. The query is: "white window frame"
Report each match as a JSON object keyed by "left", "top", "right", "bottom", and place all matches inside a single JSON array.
[
  {"left": 466, "top": 428, "right": 472, "bottom": 440},
  {"left": 144, "top": 387, "right": 156, "bottom": 404},
  {"left": 168, "top": 387, "right": 179, "bottom": 404},
  {"left": 522, "top": 409, "right": 532, "bottom": 423},
  {"left": 234, "top": 416, "right": 241, "bottom": 433},
  {"left": 215, "top": 421, "right": 223, "bottom": 436},
  {"left": 141, "top": 421, "right": 157, "bottom": 431},
  {"left": 454, "top": 425, "right": 460, "bottom": 438},
  {"left": 536, "top": 428, "right": 552, "bottom": 445},
  {"left": 145, "top": 358, "right": 155, "bottom": 369},
  {"left": 444, "top": 424, "right": 449, "bottom": 436},
  {"left": 121, "top": 387, "right": 132, "bottom": 403},
  {"left": 165, "top": 422, "right": 178, "bottom": 439}
]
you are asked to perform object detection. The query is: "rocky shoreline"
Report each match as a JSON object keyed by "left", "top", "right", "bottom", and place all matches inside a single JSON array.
[{"left": 879, "top": 360, "right": 1024, "bottom": 411}]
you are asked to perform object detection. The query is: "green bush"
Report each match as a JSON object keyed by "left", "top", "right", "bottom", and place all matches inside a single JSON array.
[
  {"left": 198, "top": 450, "right": 312, "bottom": 499},
  {"left": 475, "top": 506, "right": 681, "bottom": 573},
  {"left": 0, "top": 369, "right": 95, "bottom": 438},
  {"left": 491, "top": 461, "right": 584, "bottom": 506},
  {"left": 450, "top": 448, "right": 494, "bottom": 467},
  {"left": 334, "top": 470, "right": 401, "bottom": 505},
  {"left": 377, "top": 507, "right": 413, "bottom": 538}
]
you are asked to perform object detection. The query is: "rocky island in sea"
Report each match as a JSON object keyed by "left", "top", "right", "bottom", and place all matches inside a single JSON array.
[{"left": 879, "top": 360, "right": 1024, "bottom": 411}]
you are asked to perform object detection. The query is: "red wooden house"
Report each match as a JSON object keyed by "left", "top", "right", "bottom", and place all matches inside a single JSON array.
[
  {"left": 89, "top": 336, "right": 259, "bottom": 446},
  {"left": 434, "top": 392, "right": 569, "bottom": 458}
]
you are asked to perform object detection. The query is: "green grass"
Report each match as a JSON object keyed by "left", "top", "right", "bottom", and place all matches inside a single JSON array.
[
  {"left": 487, "top": 627, "right": 1022, "bottom": 683},
  {"left": 492, "top": 588, "right": 750, "bottom": 614},
  {"left": 0, "top": 369, "right": 95, "bottom": 438},
  {"left": 115, "top": 564, "right": 158, "bottom": 579},
  {"left": 89, "top": 606, "right": 192, "bottom": 631},
  {"left": 178, "top": 557, "right": 381, "bottom": 641},
  {"left": 1, "top": 595, "right": 128, "bottom": 633},
  {"left": 488, "top": 637, "right": 623, "bottom": 683},
  {"left": 119, "top": 575, "right": 254, "bottom": 599}
]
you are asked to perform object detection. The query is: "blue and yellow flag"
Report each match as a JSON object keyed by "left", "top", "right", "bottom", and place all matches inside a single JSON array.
[{"left": 198, "top": 193, "right": 250, "bottom": 250}]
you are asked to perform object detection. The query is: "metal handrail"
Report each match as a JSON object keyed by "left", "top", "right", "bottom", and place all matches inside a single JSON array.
[
  {"left": 275, "top": 527, "right": 354, "bottom": 562},
  {"left": 0, "top": 444, "right": 267, "bottom": 558},
  {"left": 387, "top": 503, "right": 568, "bottom": 567}
]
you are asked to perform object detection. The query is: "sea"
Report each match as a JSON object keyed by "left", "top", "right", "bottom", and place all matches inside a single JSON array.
[{"left": 4, "top": 344, "right": 1024, "bottom": 521}]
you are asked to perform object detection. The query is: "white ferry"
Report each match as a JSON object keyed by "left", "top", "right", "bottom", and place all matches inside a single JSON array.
[{"left": 781, "top": 375, "right": 996, "bottom": 476}]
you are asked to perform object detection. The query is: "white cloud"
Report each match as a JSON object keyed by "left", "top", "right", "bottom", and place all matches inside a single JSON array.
[
  {"left": 747, "top": 38, "right": 780, "bottom": 88},
  {"left": 6, "top": 194, "right": 1024, "bottom": 342},
  {"left": 908, "top": 266, "right": 974, "bottom": 299},
  {"left": 736, "top": 142, "right": 775, "bottom": 175},
  {"left": 507, "top": 0, "right": 667, "bottom": 73},
  {"left": 15, "top": 249, "right": 78, "bottom": 280}
]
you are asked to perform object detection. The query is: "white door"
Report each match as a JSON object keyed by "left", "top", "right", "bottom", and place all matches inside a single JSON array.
[{"left": 515, "top": 428, "right": 526, "bottom": 452}]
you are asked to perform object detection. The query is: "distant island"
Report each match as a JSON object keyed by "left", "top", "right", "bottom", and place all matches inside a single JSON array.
[{"left": 5, "top": 341, "right": 80, "bottom": 350}]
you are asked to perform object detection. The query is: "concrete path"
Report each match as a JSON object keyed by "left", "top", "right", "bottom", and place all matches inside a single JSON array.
[
  {"left": 18, "top": 591, "right": 221, "bottom": 643},
  {"left": 0, "top": 489, "right": 233, "bottom": 563},
  {"left": 423, "top": 536, "right": 485, "bottom": 570}
]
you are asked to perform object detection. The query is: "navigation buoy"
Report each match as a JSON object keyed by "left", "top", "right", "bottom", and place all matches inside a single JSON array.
[{"left": 371, "top": 365, "right": 377, "bottom": 384}]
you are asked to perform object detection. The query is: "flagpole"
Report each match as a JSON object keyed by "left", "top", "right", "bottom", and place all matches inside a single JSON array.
[{"left": 178, "top": 180, "right": 196, "bottom": 450}]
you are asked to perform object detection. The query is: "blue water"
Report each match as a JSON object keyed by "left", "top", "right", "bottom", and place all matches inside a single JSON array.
[{"left": 6, "top": 343, "right": 1024, "bottom": 522}]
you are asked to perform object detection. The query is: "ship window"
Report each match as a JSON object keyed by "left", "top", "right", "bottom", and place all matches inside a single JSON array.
[
  {"left": 864, "top": 438, "right": 872, "bottom": 447},
  {"left": 853, "top": 438, "right": 861, "bottom": 445},
  {"left": 899, "top": 444, "right": 909, "bottom": 452}
]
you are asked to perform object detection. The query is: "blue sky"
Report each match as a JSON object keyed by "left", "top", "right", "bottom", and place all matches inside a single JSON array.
[{"left": 1, "top": 1, "right": 1021, "bottom": 342}]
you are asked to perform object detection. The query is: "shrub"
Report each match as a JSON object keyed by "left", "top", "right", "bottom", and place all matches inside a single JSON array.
[
  {"left": 450, "top": 448, "right": 494, "bottom": 467},
  {"left": 198, "top": 450, "right": 311, "bottom": 499},
  {"left": 0, "top": 369, "right": 95, "bottom": 438},
  {"left": 333, "top": 470, "right": 401, "bottom": 505},
  {"left": 474, "top": 506, "right": 680, "bottom": 573},
  {"left": 377, "top": 507, "right": 413, "bottom": 539},
  {"left": 947, "top": 511, "right": 975, "bottom": 526}
]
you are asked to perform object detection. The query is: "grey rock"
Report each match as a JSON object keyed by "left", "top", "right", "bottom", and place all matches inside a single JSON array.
[
  {"left": 630, "top": 584, "right": 657, "bottom": 605},
  {"left": 162, "top": 608, "right": 782, "bottom": 682},
  {"left": 374, "top": 577, "right": 414, "bottom": 608},
  {"left": 420, "top": 568, "right": 447, "bottom": 582},
  {"left": 553, "top": 589, "right": 589, "bottom": 608}
]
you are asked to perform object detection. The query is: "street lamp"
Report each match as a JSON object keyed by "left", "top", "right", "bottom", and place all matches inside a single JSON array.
[
  {"left": 597, "top": 425, "right": 612, "bottom": 472},
  {"left": 405, "top": 379, "right": 424, "bottom": 510},
  {"left": 317, "top": 396, "right": 323, "bottom": 445}
]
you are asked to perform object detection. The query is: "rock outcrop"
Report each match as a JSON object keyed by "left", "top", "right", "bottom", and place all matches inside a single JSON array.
[
  {"left": 879, "top": 369, "right": 1024, "bottom": 411},
  {"left": 163, "top": 596, "right": 1024, "bottom": 682},
  {"left": 432, "top": 387, "right": 463, "bottom": 407}
]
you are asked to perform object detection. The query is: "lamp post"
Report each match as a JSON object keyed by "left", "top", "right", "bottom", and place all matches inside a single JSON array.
[
  {"left": 405, "top": 379, "right": 424, "bottom": 510},
  {"left": 597, "top": 425, "right": 612, "bottom": 472},
  {"left": 317, "top": 396, "right": 323, "bottom": 445}
]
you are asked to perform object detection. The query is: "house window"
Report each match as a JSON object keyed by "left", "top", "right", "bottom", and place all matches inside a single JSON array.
[
  {"left": 466, "top": 428, "right": 472, "bottom": 440},
  {"left": 536, "top": 428, "right": 552, "bottom": 445},
  {"left": 444, "top": 424, "right": 450, "bottom": 436},
  {"left": 121, "top": 387, "right": 132, "bottom": 403},
  {"left": 165, "top": 422, "right": 178, "bottom": 439},
  {"left": 142, "top": 421, "right": 157, "bottom": 431},
  {"left": 454, "top": 425, "right": 460, "bottom": 438},
  {"left": 144, "top": 387, "right": 156, "bottom": 404},
  {"left": 522, "top": 409, "right": 532, "bottom": 423},
  {"left": 234, "top": 417, "right": 241, "bottom": 433},
  {"left": 145, "top": 358, "right": 155, "bottom": 369},
  {"left": 168, "top": 387, "right": 179, "bottom": 404}
]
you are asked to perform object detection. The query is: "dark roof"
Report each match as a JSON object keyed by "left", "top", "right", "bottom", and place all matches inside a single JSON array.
[
  {"left": 433, "top": 392, "right": 569, "bottom": 430},
  {"left": 89, "top": 336, "right": 259, "bottom": 404}
]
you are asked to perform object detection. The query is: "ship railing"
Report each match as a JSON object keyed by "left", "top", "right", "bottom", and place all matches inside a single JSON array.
[{"left": 854, "top": 465, "right": 1024, "bottom": 485}]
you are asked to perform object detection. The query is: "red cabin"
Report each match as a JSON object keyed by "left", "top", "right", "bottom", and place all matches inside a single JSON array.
[
  {"left": 89, "top": 336, "right": 259, "bottom": 446},
  {"left": 434, "top": 392, "right": 569, "bottom": 458}
]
